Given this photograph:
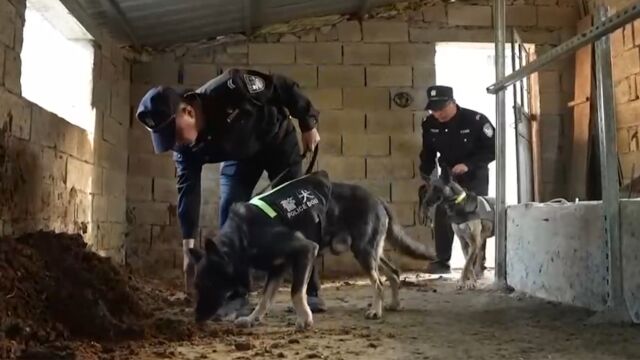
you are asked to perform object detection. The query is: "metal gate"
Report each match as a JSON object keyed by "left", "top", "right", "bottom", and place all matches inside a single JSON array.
[{"left": 510, "top": 28, "right": 534, "bottom": 204}]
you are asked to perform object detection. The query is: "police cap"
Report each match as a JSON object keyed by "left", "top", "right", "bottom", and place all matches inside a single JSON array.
[
  {"left": 425, "top": 85, "right": 454, "bottom": 111},
  {"left": 135, "top": 86, "right": 183, "bottom": 153}
]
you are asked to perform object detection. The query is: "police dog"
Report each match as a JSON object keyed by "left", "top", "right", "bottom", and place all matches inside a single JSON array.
[
  {"left": 186, "top": 170, "right": 436, "bottom": 331},
  {"left": 418, "top": 169, "right": 495, "bottom": 290}
]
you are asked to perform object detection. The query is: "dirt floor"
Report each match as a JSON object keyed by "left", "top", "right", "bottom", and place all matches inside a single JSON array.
[{"left": 2, "top": 231, "right": 640, "bottom": 360}]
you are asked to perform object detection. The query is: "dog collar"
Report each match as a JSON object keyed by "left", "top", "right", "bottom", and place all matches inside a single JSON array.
[{"left": 454, "top": 192, "right": 467, "bottom": 204}]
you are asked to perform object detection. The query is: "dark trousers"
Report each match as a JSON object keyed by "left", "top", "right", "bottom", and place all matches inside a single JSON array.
[
  {"left": 218, "top": 127, "right": 322, "bottom": 297},
  {"left": 434, "top": 169, "right": 489, "bottom": 264}
]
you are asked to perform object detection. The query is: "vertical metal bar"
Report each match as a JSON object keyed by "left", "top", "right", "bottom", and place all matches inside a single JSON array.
[
  {"left": 594, "top": 5, "right": 627, "bottom": 316},
  {"left": 511, "top": 27, "right": 523, "bottom": 204},
  {"left": 494, "top": 0, "right": 508, "bottom": 286}
]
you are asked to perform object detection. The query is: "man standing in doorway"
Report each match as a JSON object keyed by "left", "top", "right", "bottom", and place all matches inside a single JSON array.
[
  {"left": 135, "top": 68, "right": 326, "bottom": 317},
  {"left": 419, "top": 85, "right": 496, "bottom": 274}
]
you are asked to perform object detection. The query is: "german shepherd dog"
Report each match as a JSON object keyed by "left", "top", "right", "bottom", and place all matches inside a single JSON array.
[
  {"left": 418, "top": 169, "right": 495, "bottom": 290},
  {"left": 187, "top": 171, "right": 436, "bottom": 331}
]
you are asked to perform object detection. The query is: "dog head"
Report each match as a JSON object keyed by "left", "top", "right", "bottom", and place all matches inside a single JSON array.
[
  {"left": 186, "top": 237, "right": 237, "bottom": 323},
  {"left": 419, "top": 168, "right": 468, "bottom": 212}
]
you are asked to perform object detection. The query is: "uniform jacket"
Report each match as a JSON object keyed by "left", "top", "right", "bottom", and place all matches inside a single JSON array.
[
  {"left": 249, "top": 171, "right": 332, "bottom": 244},
  {"left": 419, "top": 106, "right": 496, "bottom": 185},
  {"left": 175, "top": 68, "right": 320, "bottom": 239}
]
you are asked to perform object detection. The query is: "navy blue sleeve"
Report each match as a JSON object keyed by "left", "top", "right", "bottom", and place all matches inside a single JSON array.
[
  {"left": 175, "top": 153, "right": 203, "bottom": 239},
  {"left": 464, "top": 113, "right": 496, "bottom": 171},
  {"left": 419, "top": 119, "right": 437, "bottom": 181}
]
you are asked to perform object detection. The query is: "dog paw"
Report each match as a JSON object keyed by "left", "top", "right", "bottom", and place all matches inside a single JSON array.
[
  {"left": 464, "top": 281, "right": 477, "bottom": 290},
  {"left": 384, "top": 302, "right": 401, "bottom": 312},
  {"left": 234, "top": 316, "right": 256, "bottom": 328},
  {"left": 365, "top": 309, "right": 382, "bottom": 320},
  {"left": 456, "top": 279, "right": 467, "bottom": 290},
  {"left": 295, "top": 318, "right": 313, "bottom": 332}
]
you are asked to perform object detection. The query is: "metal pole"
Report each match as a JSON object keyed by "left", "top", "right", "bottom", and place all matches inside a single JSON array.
[
  {"left": 593, "top": 4, "right": 629, "bottom": 322},
  {"left": 494, "top": 0, "right": 507, "bottom": 287},
  {"left": 487, "top": 2, "right": 640, "bottom": 94}
]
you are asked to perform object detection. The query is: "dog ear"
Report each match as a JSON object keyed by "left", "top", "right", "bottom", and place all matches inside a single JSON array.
[
  {"left": 440, "top": 167, "right": 451, "bottom": 183},
  {"left": 204, "top": 238, "right": 226, "bottom": 261},
  {"left": 449, "top": 181, "right": 465, "bottom": 195}
]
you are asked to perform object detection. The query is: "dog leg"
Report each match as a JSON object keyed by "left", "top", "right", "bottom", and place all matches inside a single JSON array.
[
  {"left": 379, "top": 256, "right": 401, "bottom": 311},
  {"left": 364, "top": 269, "right": 385, "bottom": 319},
  {"left": 234, "top": 269, "right": 284, "bottom": 328},
  {"left": 474, "top": 237, "right": 487, "bottom": 280},
  {"left": 289, "top": 232, "right": 319, "bottom": 331}
]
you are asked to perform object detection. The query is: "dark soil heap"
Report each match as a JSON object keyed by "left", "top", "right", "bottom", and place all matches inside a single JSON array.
[{"left": 0, "top": 231, "right": 151, "bottom": 344}]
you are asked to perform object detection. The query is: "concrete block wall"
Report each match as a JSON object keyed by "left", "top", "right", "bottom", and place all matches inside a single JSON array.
[
  {"left": 127, "top": 0, "right": 579, "bottom": 277},
  {"left": 0, "top": 0, "right": 131, "bottom": 261}
]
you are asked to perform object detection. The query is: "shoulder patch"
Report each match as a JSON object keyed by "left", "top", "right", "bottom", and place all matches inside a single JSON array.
[
  {"left": 476, "top": 114, "right": 481, "bottom": 120},
  {"left": 227, "top": 78, "right": 236, "bottom": 89},
  {"left": 243, "top": 74, "right": 265, "bottom": 93},
  {"left": 483, "top": 123, "right": 494, "bottom": 138}
]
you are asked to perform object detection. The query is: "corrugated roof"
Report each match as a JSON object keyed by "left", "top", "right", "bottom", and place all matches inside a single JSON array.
[{"left": 74, "top": 0, "right": 403, "bottom": 48}]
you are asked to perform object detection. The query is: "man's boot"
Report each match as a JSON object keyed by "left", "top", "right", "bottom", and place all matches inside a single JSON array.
[{"left": 182, "top": 239, "right": 196, "bottom": 296}]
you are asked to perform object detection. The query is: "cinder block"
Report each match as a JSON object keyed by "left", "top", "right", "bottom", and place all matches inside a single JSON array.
[
  {"left": 213, "top": 51, "right": 247, "bottom": 65},
  {"left": 617, "top": 99, "right": 640, "bottom": 127},
  {"left": 337, "top": 21, "right": 362, "bottom": 42},
  {"left": 413, "top": 66, "right": 436, "bottom": 87},
  {"left": 219, "top": 64, "right": 269, "bottom": 74},
  {"left": 319, "top": 66, "right": 365, "bottom": 87},
  {"left": 366, "top": 157, "right": 414, "bottom": 180},
  {"left": 199, "top": 203, "right": 220, "bottom": 229},
  {"left": 129, "top": 202, "right": 171, "bottom": 225},
  {"left": 635, "top": 19, "right": 640, "bottom": 46},
  {"left": 103, "top": 170, "right": 127, "bottom": 198},
  {"left": 4, "top": 48, "right": 20, "bottom": 94},
  {"left": 128, "top": 154, "right": 176, "bottom": 178},
  {"left": 106, "top": 196, "right": 127, "bottom": 223},
  {"left": 623, "top": 24, "right": 635, "bottom": 50},
  {"left": 448, "top": 5, "right": 492, "bottom": 26},
  {"left": 366, "top": 111, "right": 413, "bottom": 134},
  {"left": 128, "top": 128, "right": 155, "bottom": 154},
  {"left": 41, "top": 148, "right": 67, "bottom": 185},
  {"left": 366, "top": 66, "right": 412, "bottom": 87},
  {"left": 302, "top": 88, "right": 342, "bottom": 110},
  {"left": 390, "top": 87, "right": 427, "bottom": 111},
  {"left": 318, "top": 156, "right": 366, "bottom": 180},
  {"left": 317, "top": 134, "right": 342, "bottom": 155},
  {"left": 390, "top": 44, "right": 435, "bottom": 65},
  {"left": 127, "top": 176, "right": 153, "bottom": 201},
  {"left": 316, "top": 25, "right": 338, "bottom": 42},
  {"left": 506, "top": 6, "right": 537, "bottom": 26},
  {"left": 628, "top": 126, "right": 639, "bottom": 152},
  {"left": 0, "top": 2, "right": 15, "bottom": 47},
  {"left": 612, "top": 48, "right": 640, "bottom": 82},
  {"left": 422, "top": 5, "right": 446, "bottom": 23},
  {"left": 618, "top": 128, "right": 630, "bottom": 153},
  {"left": 354, "top": 180, "right": 391, "bottom": 202},
  {"left": 249, "top": 43, "right": 295, "bottom": 64},
  {"left": 615, "top": 78, "right": 636, "bottom": 104},
  {"left": 342, "top": 134, "right": 390, "bottom": 156},
  {"left": 410, "top": 26, "right": 495, "bottom": 43},
  {"left": 318, "top": 110, "right": 365, "bottom": 134},
  {"left": 391, "top": 134, "right": 422, "bottom": 158},
  {"left": 95, "top": 140, "right": 128, "bottom": 172},
  {"left": 391, "top": 180, "right": 422, "bottom": 202},
  {"left": 296, "top": 43, "right": 342, "bottom": 64},
  {"left": 362, "top": 21, "right": 408, "bottom": 43},
  {"left": 152, "top": 225, "right": 182, "bottom": 247},
  {"left": 270, "top": 65, "right": 318, "bottom": 87},
  {"left": 1, "top": 91, "right": 30, "bottom": 140},
  {"left": 611, "top": 29, "right": 625, "bottom": 58},
  {"left": 103, "top": 116, "right": 127, "bottom": 147},
  {"left": 92, "top": 195, "right": 108, "bottom": 221},
  {"left": 389, "top": 202, "right": 415, "bottom": 226},
  {"left": 0, "top": 45, "right": 4, "bottom": 85},
  {"left": 343, "top": 88, "right": 389, "bottom": 111},
  {"left": 344, "top": 44, "right": 389, "bottom": 65},
  {"left": 537, "top": 6, "right": 577, "bottom": 28},
  {"left": 75, "top": 129, "right": 94, "bottom": 164},
  {"left": 153, "top": 177, "right": 177, "bottom": 203},
  {"left": 183, "top": 63, "right": 218, "bottom": 86},
  {"left": 66, "top": 158, "right": 94, "bottom": 193},
  {"left": 29, "top": 105, "right": 54, "bottom": 147}
]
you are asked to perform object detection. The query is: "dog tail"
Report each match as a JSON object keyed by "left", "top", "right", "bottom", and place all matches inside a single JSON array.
[{"left": 381, "top": 200, "right": 437, "bottom": 261}]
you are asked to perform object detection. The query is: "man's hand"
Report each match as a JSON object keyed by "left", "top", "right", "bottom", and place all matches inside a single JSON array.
[
  {"left": 452, "top": 163, "right": 469, "bottom": 175},
  {"left": 301, "top": 128, "right": 320, "bottom": 153}
]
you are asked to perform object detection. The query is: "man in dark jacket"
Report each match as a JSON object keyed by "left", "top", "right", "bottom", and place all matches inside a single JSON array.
[
  {"left": 135, "top": 68, "right": 326, "bottom": 316},
  {"left": 419, "top": 85, "right": 496, "bottom": 274}
]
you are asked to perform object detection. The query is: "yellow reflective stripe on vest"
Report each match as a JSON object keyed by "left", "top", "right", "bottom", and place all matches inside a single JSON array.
[{"left": 249, "top": 198, "right": 278, "bottom": 218}]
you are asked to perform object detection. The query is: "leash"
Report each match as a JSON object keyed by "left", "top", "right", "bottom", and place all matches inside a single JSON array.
[{"left": 253, "top": 144, "right": 319, "bottom": 197}]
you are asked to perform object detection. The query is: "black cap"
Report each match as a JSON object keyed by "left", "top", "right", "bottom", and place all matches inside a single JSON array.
[
  {"left": 425, "top": 85, "right": 454, "bottom": 111},
  {"left": 135, "top": 86, "right": 182, "bottom": 153}
]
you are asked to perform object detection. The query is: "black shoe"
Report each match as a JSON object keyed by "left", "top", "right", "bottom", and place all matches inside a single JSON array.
[{"left": 426, "top": 261, "right": 451, "bottom": 274}]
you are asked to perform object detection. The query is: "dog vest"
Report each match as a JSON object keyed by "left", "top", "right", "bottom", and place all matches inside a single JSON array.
[{"left": 249, "top": 171, "right": 332, "bottom": 242}]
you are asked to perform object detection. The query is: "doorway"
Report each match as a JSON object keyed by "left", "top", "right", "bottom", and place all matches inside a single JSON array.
[{"left": 434, "top": 42, "right": 521, "bottom": 270}]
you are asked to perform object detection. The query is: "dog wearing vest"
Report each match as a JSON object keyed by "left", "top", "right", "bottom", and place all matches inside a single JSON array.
[
  {"left": 186, "top": 170, "right": 437, "bottom": 331},
  {"left": 418, "top": 168, "right": 495, "bottom": 290}
]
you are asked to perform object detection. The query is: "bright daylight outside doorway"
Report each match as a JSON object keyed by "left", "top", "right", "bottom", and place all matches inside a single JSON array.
[{"left": 434, "top": 42, "right": 523, "bottom": 271}]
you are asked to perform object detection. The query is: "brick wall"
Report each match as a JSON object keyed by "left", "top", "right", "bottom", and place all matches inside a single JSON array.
[
  {"left": 127, "top": 0, "right": 578, "bottom": 276},
  {"left": 0, "top": 0, "right": 130, "bottom": 260},
  {"left": 603, "top": 0, "right": 640, "bottom": 185}
]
